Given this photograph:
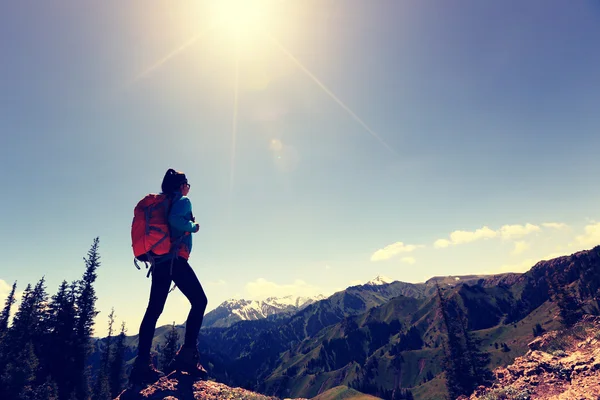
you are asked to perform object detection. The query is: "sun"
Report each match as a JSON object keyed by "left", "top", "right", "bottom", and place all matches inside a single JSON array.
[{"left": 208, "top": 0, "right": 270, "bottom": 40}]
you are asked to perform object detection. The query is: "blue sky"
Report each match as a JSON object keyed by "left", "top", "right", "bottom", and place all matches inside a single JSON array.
[{"left": 1, "top": 0, "right": 600, "bottom": 336}]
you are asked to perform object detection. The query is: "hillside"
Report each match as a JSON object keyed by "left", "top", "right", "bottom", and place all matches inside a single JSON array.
[
  {"left": 251, "top": 247, "right": 600, "bottom": 399},
  {"left": 464, "top": 315, "right": 600, "bottom": 400},
  {"left": 91, "top": 246, "right": 600, "bottom": 400}
]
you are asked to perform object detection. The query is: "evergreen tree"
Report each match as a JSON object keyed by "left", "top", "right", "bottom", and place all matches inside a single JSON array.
[
  {"left": 73, "top": 237, "right": 102, "bottom": 400},
  {"left": 456, "top": 309, "right": 493, "bottom": 387},
  {"left": 436, "top": 282, "right": 491, "bottom": 398},
  {"left": 547, "top": 268, "right": 583, "bottom": 327},
  {"left": 46, "top": 280, "right": 78, "bottom": 400},
  {"left": 19, "top": 376, "right": 59, "bottom": 400},
  {"left": 1, "top": 341, "right": 39, "bottom": 400},
  {"left": 436, "top": 283, "right": 467, "bottom": 399},
  {"left": 92, "top": 308, "right": 114, "bottom": 400},
  {"left": 160, "top": 322, "right": 180, "bottom": 371},
  {"left": 0, "top": 280, "right": 18, "bottom": 391},
  {"left": 109, "top": 322, "right": 127, "bottom": 398},
  {"left": 1, "top": 277, "right": 50, "bottom": 400},
  {"left": 532, "top": 323, "right": 545, "bottom": 337},
  {"left": 0, "top": 280, "right": 17, "bottom": 334}
]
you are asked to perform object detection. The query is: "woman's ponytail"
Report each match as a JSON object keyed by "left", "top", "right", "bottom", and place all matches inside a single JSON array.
[{"left": 161, "top": 168, "right": 187, "bottom": 194}]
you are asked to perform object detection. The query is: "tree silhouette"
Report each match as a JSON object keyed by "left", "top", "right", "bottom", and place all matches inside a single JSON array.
[
  {"left": 0, "top": 278, "right": 48, "bottom": 399},
  {"left": 92, "top": 308, "right": 114, "bottom": 400},
  {"left": 0, "top": 280, "right": 18, "bottom": 392},
  {"left": 436, "top": 282, "right": 492, "bottom": 398},
  {"left": 46, "top": 280, "right": 78, "bottom": 399},
  {"left": 160, "top": 322, "right": 180, "bottom": 371},
  {"left": 547, "top": 267, "right": 583, "bottom": 327},
  {"left": 109, "top": 321, "right": 127, "bottom": 398},
  {"left": 73, "top": 237, "right": 101, "bottom": 400},
  {"left": 0, "top": 281, "right": 17, "bottom": 335}
]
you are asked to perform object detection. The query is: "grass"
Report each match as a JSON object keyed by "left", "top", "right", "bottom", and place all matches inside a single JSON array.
[
  {"left": 411, "top": 375, "right": 447, "bottom": 400},
  {"left": 479, "top": 385, "right": 531, "bottom": 400},
  {"left": 310, "top": 386, "right": 382, "bottom": 400}
]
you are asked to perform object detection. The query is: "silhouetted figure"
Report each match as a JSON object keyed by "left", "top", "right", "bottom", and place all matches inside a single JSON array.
[{"left": 129, "top": 169, "right": 208, "bottom": 386}]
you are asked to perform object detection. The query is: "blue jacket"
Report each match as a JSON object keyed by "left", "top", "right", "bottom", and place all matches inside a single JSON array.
[{"left": 167, "top": 193, "right": 197, "bottom": 259}]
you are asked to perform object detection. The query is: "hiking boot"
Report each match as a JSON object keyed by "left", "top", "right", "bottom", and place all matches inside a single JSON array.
[
  {"left": 129, "top": 358, "right": 165, "bottom": 386},
  {"left": 169, "top": 346, "right": 208, "bottom": 379}
]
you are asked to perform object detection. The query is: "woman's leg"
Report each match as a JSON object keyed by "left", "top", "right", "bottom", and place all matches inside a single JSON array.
[
  {"left": 171, "top": 258, "right": 208, "bottom": 348},
  {"left": 137, "top": 261, "right": 172, "bottom": 361}
]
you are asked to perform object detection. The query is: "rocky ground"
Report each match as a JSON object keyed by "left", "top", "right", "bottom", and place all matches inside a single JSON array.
[
  {"left": 464, "top": 315, "right": 600, "bottom": 400},
  {"left": 115, "top": 371, "right": 307, "bottom": 400}
]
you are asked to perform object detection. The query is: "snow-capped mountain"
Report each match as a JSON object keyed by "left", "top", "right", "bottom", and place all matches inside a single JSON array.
[
  {"left": 202, "top": 294, "right": 326, "bottom": 329},
  {"left": 365, "top": 275, "right": 394, "bottom": 286}
]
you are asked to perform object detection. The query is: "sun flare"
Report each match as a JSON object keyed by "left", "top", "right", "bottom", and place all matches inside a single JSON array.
[{"left": 208, "top": 0, "right": 270, "bottom": 40}]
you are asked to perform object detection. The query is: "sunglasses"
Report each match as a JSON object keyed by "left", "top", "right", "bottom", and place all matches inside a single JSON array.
[{"left": 182, "top": 182, "right": 191, "bottom": 189}]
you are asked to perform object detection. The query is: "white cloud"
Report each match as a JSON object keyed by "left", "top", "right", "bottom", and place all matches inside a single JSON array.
[
  {"left": 499, "top": 223, "right": 541, "bottom": 239},
  {"left": 434, "top": 226, "right": 497, "bottom": 248},
  {"left": 435, "top": 222, "right": 560, "bottom": 249},
  {"left": 511, "top": 241, "right": 530, "bottom": 255},
  {"left": 245, "top": 278, "right": 323, "bottom": 300},
  {"left": 434, "top": 239, "right": 451, "bottom": 248},
  {"left": 543, "top": 222, "right": 568, "bottom": 230},
  {"left": 207, "top": 279, "right": 227, "bottom": 286},
  {"left": 370, "top": 242, "right": 423, "bottom": 262},
  {"left": 401, "top": 257, "right": 416, "bottom": 265},
  {"left": 574, "top": 222, "right": 600, "bottom": 248},
  {"left": 452, "top": 226, "right": 498, "bottom": 243}
]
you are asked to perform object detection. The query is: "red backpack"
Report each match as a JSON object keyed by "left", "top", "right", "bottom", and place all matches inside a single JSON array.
[{"left": 131, "top": 194, "right": 172, "bottom": 274}]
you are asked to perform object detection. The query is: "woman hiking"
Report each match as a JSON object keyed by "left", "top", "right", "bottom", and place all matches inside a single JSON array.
[{"left": 130, "top": 168, "right": 208, "bottom": 385}]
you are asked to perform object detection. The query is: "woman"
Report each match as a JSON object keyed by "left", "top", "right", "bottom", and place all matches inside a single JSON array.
[{"left": 130, "top": 169, "right": 208, "bottom": 385}]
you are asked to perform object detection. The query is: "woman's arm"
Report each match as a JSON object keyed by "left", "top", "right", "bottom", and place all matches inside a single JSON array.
[{"left": 169, "top": 197, "right": 198, "bottom": 233}]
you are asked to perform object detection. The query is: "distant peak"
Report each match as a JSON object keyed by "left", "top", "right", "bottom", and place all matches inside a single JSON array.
[{"left": 366, "top": 275, "right": 393, "bottom": 285}]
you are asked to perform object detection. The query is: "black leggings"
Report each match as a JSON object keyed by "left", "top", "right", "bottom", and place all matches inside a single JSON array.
[{"left": 137, "top": 257, "right": 208, "bottom": 361}]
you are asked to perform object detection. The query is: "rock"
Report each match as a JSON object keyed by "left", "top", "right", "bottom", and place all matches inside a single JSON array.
[
  {"left": 573, "top": 364, "right": 588, "bottom": 373},
  {"left": 469, "top": 317, "right": 600, "bottom": 399},
  {"left": 528, "top": 337, "right": 544, "bottom": 351},
  {"left": 115, "top": 373, "right": 287, "bottom": 400}
]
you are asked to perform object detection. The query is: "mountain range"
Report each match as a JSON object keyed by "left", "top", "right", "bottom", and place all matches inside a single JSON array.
[
  {"left": 91, "top": 246, "right": 600, "bottom": 400},
  {"left": 203, "top": 295, "right": 326, "bottom": 329}
]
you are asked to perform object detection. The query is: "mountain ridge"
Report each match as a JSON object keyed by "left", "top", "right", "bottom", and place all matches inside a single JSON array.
[
  {"left": 91, "top": 246, "right": 600, "bottom": 399},
  {"left": 203, "top": 295, "right": 326, "bottom": 329}
]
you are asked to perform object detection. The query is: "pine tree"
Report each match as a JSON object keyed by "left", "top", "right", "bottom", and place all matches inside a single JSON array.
[
  {"left": 547, "top": 268, "right": 583, "bottom": 327},
  {"left": 533, "top": 323, "right": 545, "bottom": 337},
  {"left": 0, "top": 283, "right": 31, "bottom": 399},
  {"left": 1, "top": 341, "right": 39, "bottom": 399},
  {"left": 436, "top": 282, "right": 491, "bottom": 398},
  {"left": 1, "top": 277, "right": 49, "bottom": 399},
  {"left": 0, "top": 280, "right": 18, "bottom": 391},
  {"left": 11, "top": 278, "right": 48, "bottom": 348},
  {"left": 0, "top": 281, "right": 17, "bottom": 334},
  {"left": 46, "top": 280, "right": 78, "bottom": 400},
  {"left": 160, "top": 322, "right": 180, "bottom": 371},
  {"left": 109, "top": 322, "right": 127, "bottom": 398},
  {"left": 19, "top": 376, "right": 59, "bottom": 400},
  {"left": 92, "top": 308, "right": 114, "bottom": 400},
  {"left": 456, "top": 309, "right": 493, "bottom": 387},
  {"left": 73, "top": 237, "right": 102, "bottom": 400},
  {"left": 436, "top": 283, "right": 467, "bottom": 399}
]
